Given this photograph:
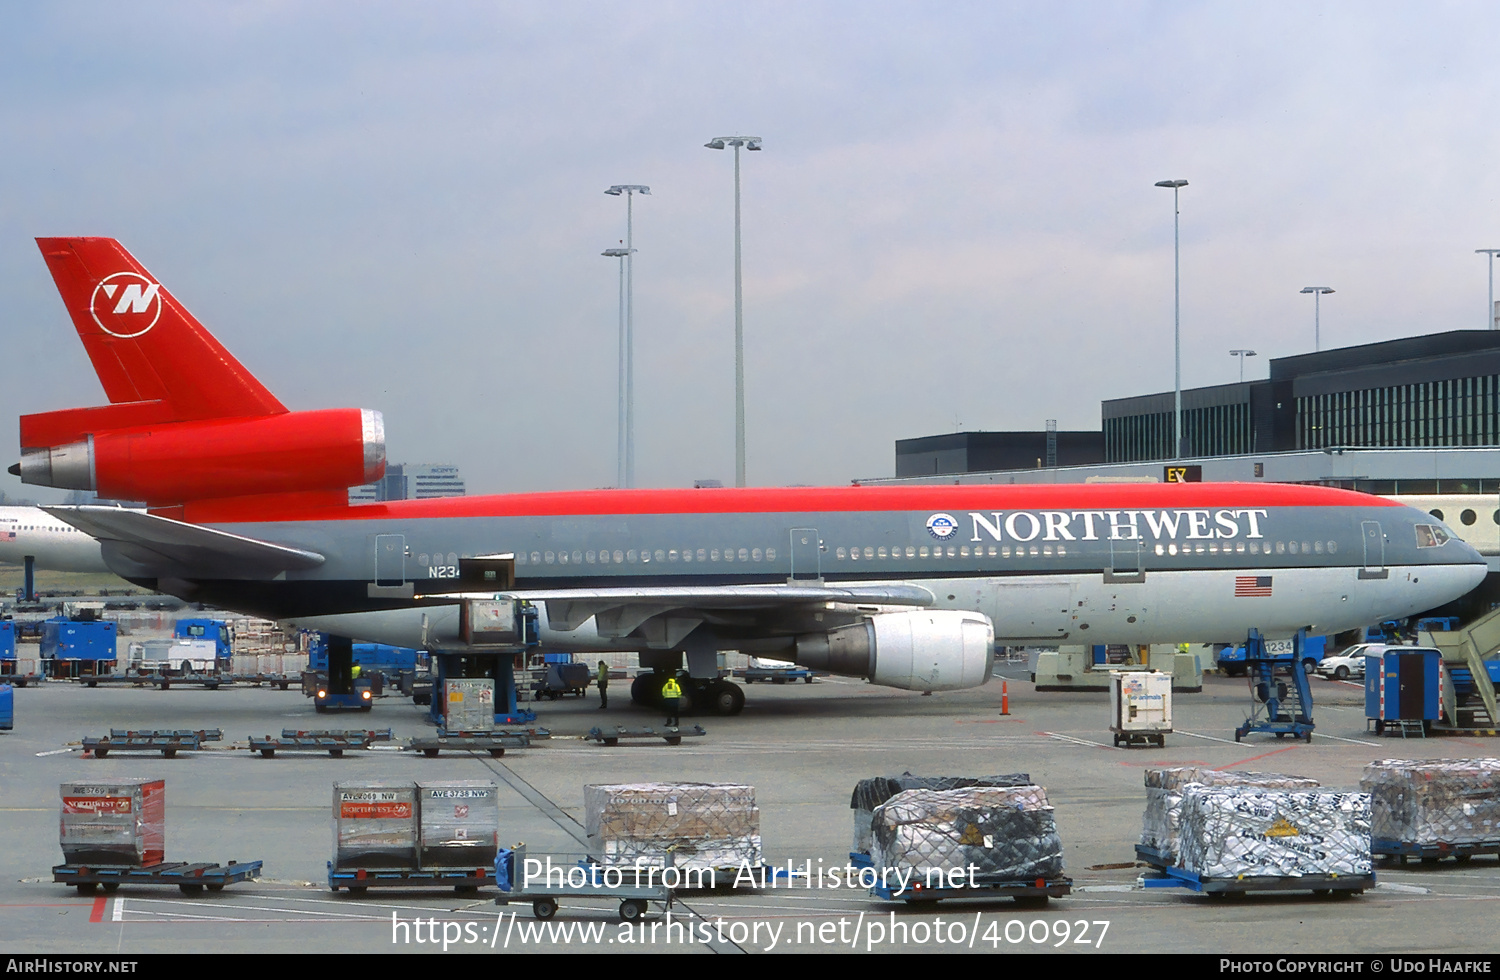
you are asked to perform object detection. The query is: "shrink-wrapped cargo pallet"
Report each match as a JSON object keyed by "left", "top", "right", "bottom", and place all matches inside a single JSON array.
[
  {"left": 585, "top": 782, "right": 761, "bottom": 871},
  {"left": 869, "top": 785, "right": 1063, "bottom": 882},
  {"left": 418, "top": 781, "right": 499, "bottom": 868},
  {"left": 849, "top": 772, "right": 1032, "bottom": 855},
  {"left": 333, "top": 781, "right": 418, "bottom": 869},
  {"left": 1178, "top": 787, "right": 1371, "bottom": 879},
  {"left": 60, "top": 778, "right": 165, "bottom": 866},
  {"left": 1361, "top": 758, "right": 1500, "bottom": 846},
  {"left": 1140, "top": 767, "right": 1320, "bottom": 865}
]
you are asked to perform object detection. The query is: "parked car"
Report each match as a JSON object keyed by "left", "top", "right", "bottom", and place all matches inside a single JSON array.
[{"left": 1315, "top": 643, "right": 1393, "bottom": 681}]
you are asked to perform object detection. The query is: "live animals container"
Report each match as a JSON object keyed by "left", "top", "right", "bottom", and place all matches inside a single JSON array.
[{"left": 1109, "top": 670, "right": 1173, "bottom": 746}]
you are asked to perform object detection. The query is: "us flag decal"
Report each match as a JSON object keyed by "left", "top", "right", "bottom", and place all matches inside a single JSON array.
[{"left": 1235, "top": 576, "right": 1273, "bottom": 597}]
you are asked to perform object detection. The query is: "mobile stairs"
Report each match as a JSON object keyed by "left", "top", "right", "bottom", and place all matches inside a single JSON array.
[{"left": 1420, "top": 608, "right": 1500, "bottom": 734}]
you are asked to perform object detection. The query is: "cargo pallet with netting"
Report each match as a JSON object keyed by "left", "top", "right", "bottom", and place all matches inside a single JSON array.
[
  {"left": 849, "top": 851, "right": 1070, "bottom": 906},
  {"left": 55, "top": 859, "right": 262, "bottom": 895},
  {"left": 1142, "top": 865, "right": 1373, "bottom": 897},
  {"left": 326, "top": 861, "right": 493, "bottom": 894}
]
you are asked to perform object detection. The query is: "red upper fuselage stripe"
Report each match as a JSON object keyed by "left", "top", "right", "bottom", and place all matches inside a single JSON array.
[{"left": 191, "top": 482, "right": 1403, "bottom": 525}]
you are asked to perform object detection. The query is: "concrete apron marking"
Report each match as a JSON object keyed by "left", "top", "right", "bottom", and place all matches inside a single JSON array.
[
  {"left": 1039, "top": 731, "right": 1120, "bottom": 750},
  {"left": 1174, "top": 730, "right": 1245, "bottom": 746},
  {"left": 109, "top": 895, "right": 402, "bottom": 923},
  {"left": 475, "top": 752, "right": 748, "bottom": 955},
  {"left": 1308, "top": 732, "right": 1381, "bottom": 746}
]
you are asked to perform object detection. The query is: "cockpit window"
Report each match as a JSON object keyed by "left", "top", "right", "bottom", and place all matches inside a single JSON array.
[{"left": 1415, "top": 524, "right": 1451, "bottom": 549}]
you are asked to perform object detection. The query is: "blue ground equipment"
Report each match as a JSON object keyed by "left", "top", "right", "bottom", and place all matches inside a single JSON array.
[
  {"left": 40, "top": 617, "right": 117, "bottom": 680},
  {"left": 304, "top": 633, "right": 379, "bottom": 711},
  {"left": 427, "top": 598, "right": 539, "bottom": 728},
  {"left": 1234, "top": 629, "right": 1315, "bottom": 743},
  {"left": 1218, "top": 633, "right": 1326, "bottom": 677},
  {"left": 1365, "top": 646, "right": 1440, "bottom": 736},
  {"left": 173, "top": 619, "right": 233, "bottom": 665}
]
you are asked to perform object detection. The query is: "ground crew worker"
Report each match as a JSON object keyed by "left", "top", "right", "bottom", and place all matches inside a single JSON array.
[
  {"left": 597, "top": 660, "right": 609, "bottom": 709},
  {"left": 662, "top": 673, "right": 682, "bottom": 727}
]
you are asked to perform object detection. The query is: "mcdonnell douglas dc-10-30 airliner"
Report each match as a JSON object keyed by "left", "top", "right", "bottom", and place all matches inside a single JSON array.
[{"left": 10, "top": 238, "right": 1487, "bottom": 713}]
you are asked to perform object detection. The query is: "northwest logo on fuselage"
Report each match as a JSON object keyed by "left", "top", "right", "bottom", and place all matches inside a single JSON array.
[
  {"left": 90, "top": 272, "right": 163, "bottom": 338},
  {"left": 924, "top": 509, "right": 1271, "bottom": 543},
  {"left": 926, "top": 513, "right": 959, "bottom": 539}
]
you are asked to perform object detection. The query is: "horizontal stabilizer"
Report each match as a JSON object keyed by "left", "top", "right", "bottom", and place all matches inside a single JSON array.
[{"left": 43, "top": 505, "right": 325, "bottom": 580}]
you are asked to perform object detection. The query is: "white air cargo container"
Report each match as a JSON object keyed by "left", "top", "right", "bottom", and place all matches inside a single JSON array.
[
  {"left": 417, "top": 781, "right": 499, "bottom": 868},
  {"left": 60, "top": 778, "right": 165, "bottom": 867},
  {"left": 442, "top": 678, "right": 495, "bottom": 733},
  {"left": 1109, "top": 670, "right": 1173, "bottom": 747},
  {"left": 333, "top": 781, "right": 418, "bottom": 869}
]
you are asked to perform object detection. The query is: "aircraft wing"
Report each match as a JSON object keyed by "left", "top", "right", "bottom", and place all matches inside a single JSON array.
[
  {"left": 43, "top": 505, "right": 325, "bottom": 579},
  {"left": 491, "top": 582, "right": 935, "bottom": 649}
]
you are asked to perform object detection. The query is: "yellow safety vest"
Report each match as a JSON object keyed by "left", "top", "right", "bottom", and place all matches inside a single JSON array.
[{"left": 662, "top": 677, "right": 682, "bottom": 699}]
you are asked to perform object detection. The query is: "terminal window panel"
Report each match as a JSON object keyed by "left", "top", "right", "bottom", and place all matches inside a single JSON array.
[
  {"left": 1104, "top": 402, "right": 1249, "bottom": 462},
  {"left": 1297, "top": 374, "right": 1499, "bottom": 451}
]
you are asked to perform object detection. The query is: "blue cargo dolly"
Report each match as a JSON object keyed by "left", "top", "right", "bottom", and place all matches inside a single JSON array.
[
  {"left": 1373, "top": 837, "right": 1500, "bottom": 864},
  {"left": 585, "top": 724, "right": 705, "bottom": 746},
  {"left": 250, "top": 731, "right": 386, "bottom": 757},
  {"left": 1135, "top": 843, "right": 1175, "bottom": 868},
  {"left": 848, "top": 851, "right": 1070, "bottom": 906},
  {"left": 110, "top": 728, "right": 223, "bottom": 741},
  {"left": 55, "top": 860, "right": 262, "bottom": 895},
  {"left": 493, "top": 844, "right": 673, "bottom": 922},
  {"left": 1141, "top": 863, "right": 1372, "bottom": 897},
  {"left": 328, "top": 862, "right": 494, "bottom": 895},
  {"left": 84, "top": 732, "right": 209, "bottom": 758},
  {"left": 406, "top": 729, "right": 535, "bottom": 757}
]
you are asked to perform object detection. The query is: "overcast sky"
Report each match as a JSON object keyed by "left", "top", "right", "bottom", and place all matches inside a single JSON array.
[{"left": 2, "top": 3, "right": 1498, "bottom": 500}]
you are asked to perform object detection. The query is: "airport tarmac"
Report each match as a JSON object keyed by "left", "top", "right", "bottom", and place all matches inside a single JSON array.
[{"left": 3, "top": 668, "right": 1499, "bottom": 956}]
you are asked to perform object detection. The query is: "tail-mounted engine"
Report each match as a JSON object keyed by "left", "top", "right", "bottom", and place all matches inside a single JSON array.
[{"left": 16, "top": 407, "right": 384, "bottom": 506}]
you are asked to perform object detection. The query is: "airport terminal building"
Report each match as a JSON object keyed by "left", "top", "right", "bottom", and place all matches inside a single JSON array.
[
  {"left": 1103, "top": 331, "right": 1500, "bottom": 466},
  {"left": 886, "top": 329, "right": 1500, "bottom": 496},
  {"left": 874, "top": 329, "right": 1500, "bottom": 614}
]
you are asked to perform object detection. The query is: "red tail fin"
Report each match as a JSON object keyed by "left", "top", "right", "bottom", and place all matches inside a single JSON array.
[{"left": 35, "top": 237, "right": 286, "bottom": 422}]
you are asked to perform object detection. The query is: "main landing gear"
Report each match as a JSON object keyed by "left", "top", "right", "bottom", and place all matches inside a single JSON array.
[{"left": 630, "top": 671, "right": 745, "bottom": 716}]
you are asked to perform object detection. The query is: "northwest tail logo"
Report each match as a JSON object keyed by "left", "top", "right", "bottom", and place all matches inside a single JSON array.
[{"left": 90, "top": 271, "right": 163, "bottom": 338}]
